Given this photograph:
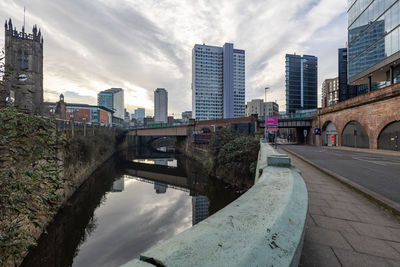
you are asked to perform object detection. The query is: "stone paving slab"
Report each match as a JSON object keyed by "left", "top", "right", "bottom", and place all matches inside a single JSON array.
[
  {"left": 300, "top": 241, "right": 341, "bottom": 267},
  {"left": 311, "top": 215, "right": 358, "bottom": 235},
  {"left": 389, "top": 241, "right": 400, "bottom": 254},
  {"left": 278, "top": 148, "right": 400, "bottom": 267},
  {"left": 343, "top": 233, "right": 400, "bottom": 260},
  {"left": 332, "top": 248, "right": 394, "bottom": 267}
]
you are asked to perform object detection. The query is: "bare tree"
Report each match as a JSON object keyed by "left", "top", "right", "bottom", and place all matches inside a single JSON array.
[
  {"left": 0, "top": 48, "right": 6, "bottom": 107},
  {"left": 0, "top": 48, "right": 20, "bottom": 108}
]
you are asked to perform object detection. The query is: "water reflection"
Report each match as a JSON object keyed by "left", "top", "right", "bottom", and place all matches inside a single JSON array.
[
  {"left": 192, "top": 195, "right": 210, "bottom": 225},
  {"left": 154, "top": 182, "right": 168, "bottom": 194},
  {"left": 72, "top": 176, "right": 192, "bottom": 267},
  {"left": 22, "top": 149, "right": 241, "bottom": 267},
  {"left": 133, "top": 158, "right": 177, "bottom": 167},
  {"left": 110, "top": 178, "right": 125, "bottom": 192}
]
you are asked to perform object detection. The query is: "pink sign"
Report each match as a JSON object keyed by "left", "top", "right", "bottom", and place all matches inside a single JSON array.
[{"left": 266, "top": 117, "right": 278, "bottom": 127}]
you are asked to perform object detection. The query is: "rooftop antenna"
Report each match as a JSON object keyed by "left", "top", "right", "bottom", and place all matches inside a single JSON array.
[{"left": 23, "top": 6, "right": 25, "bottom": 31}]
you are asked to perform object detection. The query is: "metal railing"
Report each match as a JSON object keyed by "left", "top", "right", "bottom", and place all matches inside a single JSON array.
[
  {"left": 132, "top": 122, "right": 190, "bottom": 130},
  {"left": 55, "top": 119, "right": 112, "bottom": 129}
]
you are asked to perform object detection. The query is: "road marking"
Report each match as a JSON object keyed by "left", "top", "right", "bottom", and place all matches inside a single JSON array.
[{"left": 352, "top": 156, "right": 400, "bottom": 166}]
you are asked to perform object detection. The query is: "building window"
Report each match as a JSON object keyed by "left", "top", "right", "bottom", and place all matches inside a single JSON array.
[
  {"left": 17, "top": 49, "right": 22, "bottom": 70},
  {"left": 23, "top": 51, "right": 29, "bottom": 70}
]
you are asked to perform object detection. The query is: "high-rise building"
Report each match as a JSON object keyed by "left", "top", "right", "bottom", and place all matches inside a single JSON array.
[
  {"left": 285, "top": 54, "right": 318, "bottom": 114},
  {"left": 154, "top": 88, "right": 168, "bottom": 123},
  {"left": 3, "top": 19, "right": 43, "bottom": 114},
  {"left": 321, "top": 78, "right": 339, "bottom": 108},
  {"left": 246, "top": 99, "right": 279, "bottom": 118},
  {"left": 97, "top": 88, "right": 124, "bottom": 120},
  {"left": 347, "top": 0, "right": 400, "bottom": 89},
  {"left": 132, "top": 108, "right": 145, "bottom": 123},
  {"left": 192, "top": 43, "right": 245, "bottom": 121},
  {"left": 124, "top": 108, "right": 130, "bottom": 122},
  {"left": 338, "top": 48, "right": 357, "bottom": 102}
]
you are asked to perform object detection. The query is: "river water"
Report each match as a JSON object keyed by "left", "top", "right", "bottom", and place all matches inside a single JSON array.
[{"left": 21, "top": 149, "right": 241, "bottom": 267}]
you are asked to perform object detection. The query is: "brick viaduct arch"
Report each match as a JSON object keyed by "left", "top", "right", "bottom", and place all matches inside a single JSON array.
[{"left": 313, "top": 83, "right": 400, "bottom": 150}]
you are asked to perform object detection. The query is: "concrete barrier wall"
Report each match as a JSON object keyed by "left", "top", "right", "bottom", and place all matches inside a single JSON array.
[{"left": 123, "top": 141, "right": 308, "bottom": 267}]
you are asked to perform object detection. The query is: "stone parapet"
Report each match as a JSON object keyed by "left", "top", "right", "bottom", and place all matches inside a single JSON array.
[{"left": 123, "top": 141, "right": 308, "bottom": 267}]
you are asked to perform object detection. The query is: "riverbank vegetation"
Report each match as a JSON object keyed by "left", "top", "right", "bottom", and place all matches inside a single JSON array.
[
  {"left": 208, "top": 129, "right": 260, "bottom": 189},
  {"left": 0, "top": 107, "right": 118, "bottom": 266}
]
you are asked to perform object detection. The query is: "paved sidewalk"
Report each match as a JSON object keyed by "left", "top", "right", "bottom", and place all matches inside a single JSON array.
[{"left": 277, "top": 148, "right": 400, "bottom": 267}]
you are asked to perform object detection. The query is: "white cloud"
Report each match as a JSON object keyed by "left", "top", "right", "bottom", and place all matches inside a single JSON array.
[{"left": 0, "top": 0, "right": 347, "bottom": 114}]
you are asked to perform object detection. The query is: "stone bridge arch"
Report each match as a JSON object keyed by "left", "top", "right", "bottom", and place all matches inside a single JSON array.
[
  {"left": 321, "top": 120, "right": 339, "bottom": 146},
  {"left": 318, "top": 114, "right": 372, "bottom": 148},
  {"left": 377, "top": 120, "right": 400, "bottom": 151},
  {"left": 316, "top": 114, "right": 344, "bottom": 146},
  {"left": 149, "top": 136, "right": 177, "bottom": 150},
  {"left": 314, "top": 82, "right": 400, "bottom": 149},
  {"left": 341, "top": 120, "right": 370, "bottom": 148}
]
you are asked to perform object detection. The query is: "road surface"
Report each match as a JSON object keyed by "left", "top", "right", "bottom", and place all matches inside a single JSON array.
[{"left": 280, "top": 145, "right": 400, "bottom": 204}]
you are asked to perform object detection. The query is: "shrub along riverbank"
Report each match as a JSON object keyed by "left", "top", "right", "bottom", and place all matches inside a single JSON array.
[
  {"left": 0, "top": 107, "right": 120, "bottom": 266},
  {"left": 207, "top": 129, "right": 260, "bottom": 189}
]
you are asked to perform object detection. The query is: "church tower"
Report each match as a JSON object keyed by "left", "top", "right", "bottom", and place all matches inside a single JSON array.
[{"left": 4, "top": 18, "right": 43, "bottom": 114}]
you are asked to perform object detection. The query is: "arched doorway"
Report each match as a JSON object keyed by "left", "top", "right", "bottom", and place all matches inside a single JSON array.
[
  {"left": 322, "top": 121, "right": 338, "bottom": 146},
  {"left": 342, "top": 121, "right": 369, "bottom": 148},
  {"left": 378, "top": 121, "right": 400, "bottom": 151}
]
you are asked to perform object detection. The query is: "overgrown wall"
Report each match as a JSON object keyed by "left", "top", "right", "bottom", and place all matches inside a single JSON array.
[{"left": 0, "top": 108, "right": 119, "bottom": 266}]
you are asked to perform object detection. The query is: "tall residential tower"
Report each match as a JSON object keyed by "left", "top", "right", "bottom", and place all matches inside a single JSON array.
[
  {"left": 154, "top": 88, "right": 168, "bottom": 123},
  {"left": 192, "top": 43, "right": 245, "bottom": 120}
]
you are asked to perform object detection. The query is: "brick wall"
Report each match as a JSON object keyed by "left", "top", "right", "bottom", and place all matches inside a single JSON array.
[{"left": 314, "top": 82, "right": 400, "bottom": 149}]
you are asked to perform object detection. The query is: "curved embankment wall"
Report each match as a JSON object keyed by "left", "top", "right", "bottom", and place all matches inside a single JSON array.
[{"left": 123, "top": 141, "right": 308, "bottom": 267}]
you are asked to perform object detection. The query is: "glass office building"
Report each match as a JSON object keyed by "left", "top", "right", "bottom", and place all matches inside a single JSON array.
[
  {"left": 285, "top": 54, "right": 318, "bottom": 114},
  {"left": 192, "top": 43, "right": 245, "bottom": 121},
  {"left": 132, "top": 108, "right": 145, "bottom": 123},
  {"left": 348, "top": 0, "right": 400, "bottom": 87},
  {"left": 338, "top": 48, "right": 358, "bottom": 101}
]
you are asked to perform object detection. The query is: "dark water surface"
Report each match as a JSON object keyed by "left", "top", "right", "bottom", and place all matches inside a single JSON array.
[{"left": 22, "top": 150, "right": 240, "bottom": 267}]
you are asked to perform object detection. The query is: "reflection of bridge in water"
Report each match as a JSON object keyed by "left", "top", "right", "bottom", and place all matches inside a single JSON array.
[
  {"left": 130, "top": 177, "right": 189, "bottom": 193},
  {"left": 123, "top": 146, "right": 175, "bottom": 160},
  {"left": 121, "top": 158, "right": 207, "bottom": 194}
]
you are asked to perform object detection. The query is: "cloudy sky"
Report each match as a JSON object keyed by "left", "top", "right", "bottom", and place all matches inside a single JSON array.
[{"left": 0, "top": 0, "right": 348, "bottom": 117}]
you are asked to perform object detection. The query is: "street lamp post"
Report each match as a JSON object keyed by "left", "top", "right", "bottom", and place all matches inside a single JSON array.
[
  {"left": 264, "top": 87, "right": 269, "bottom": 139},
  {"left": 264, "top": 87, "right": 269, "bottom": 104}
]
